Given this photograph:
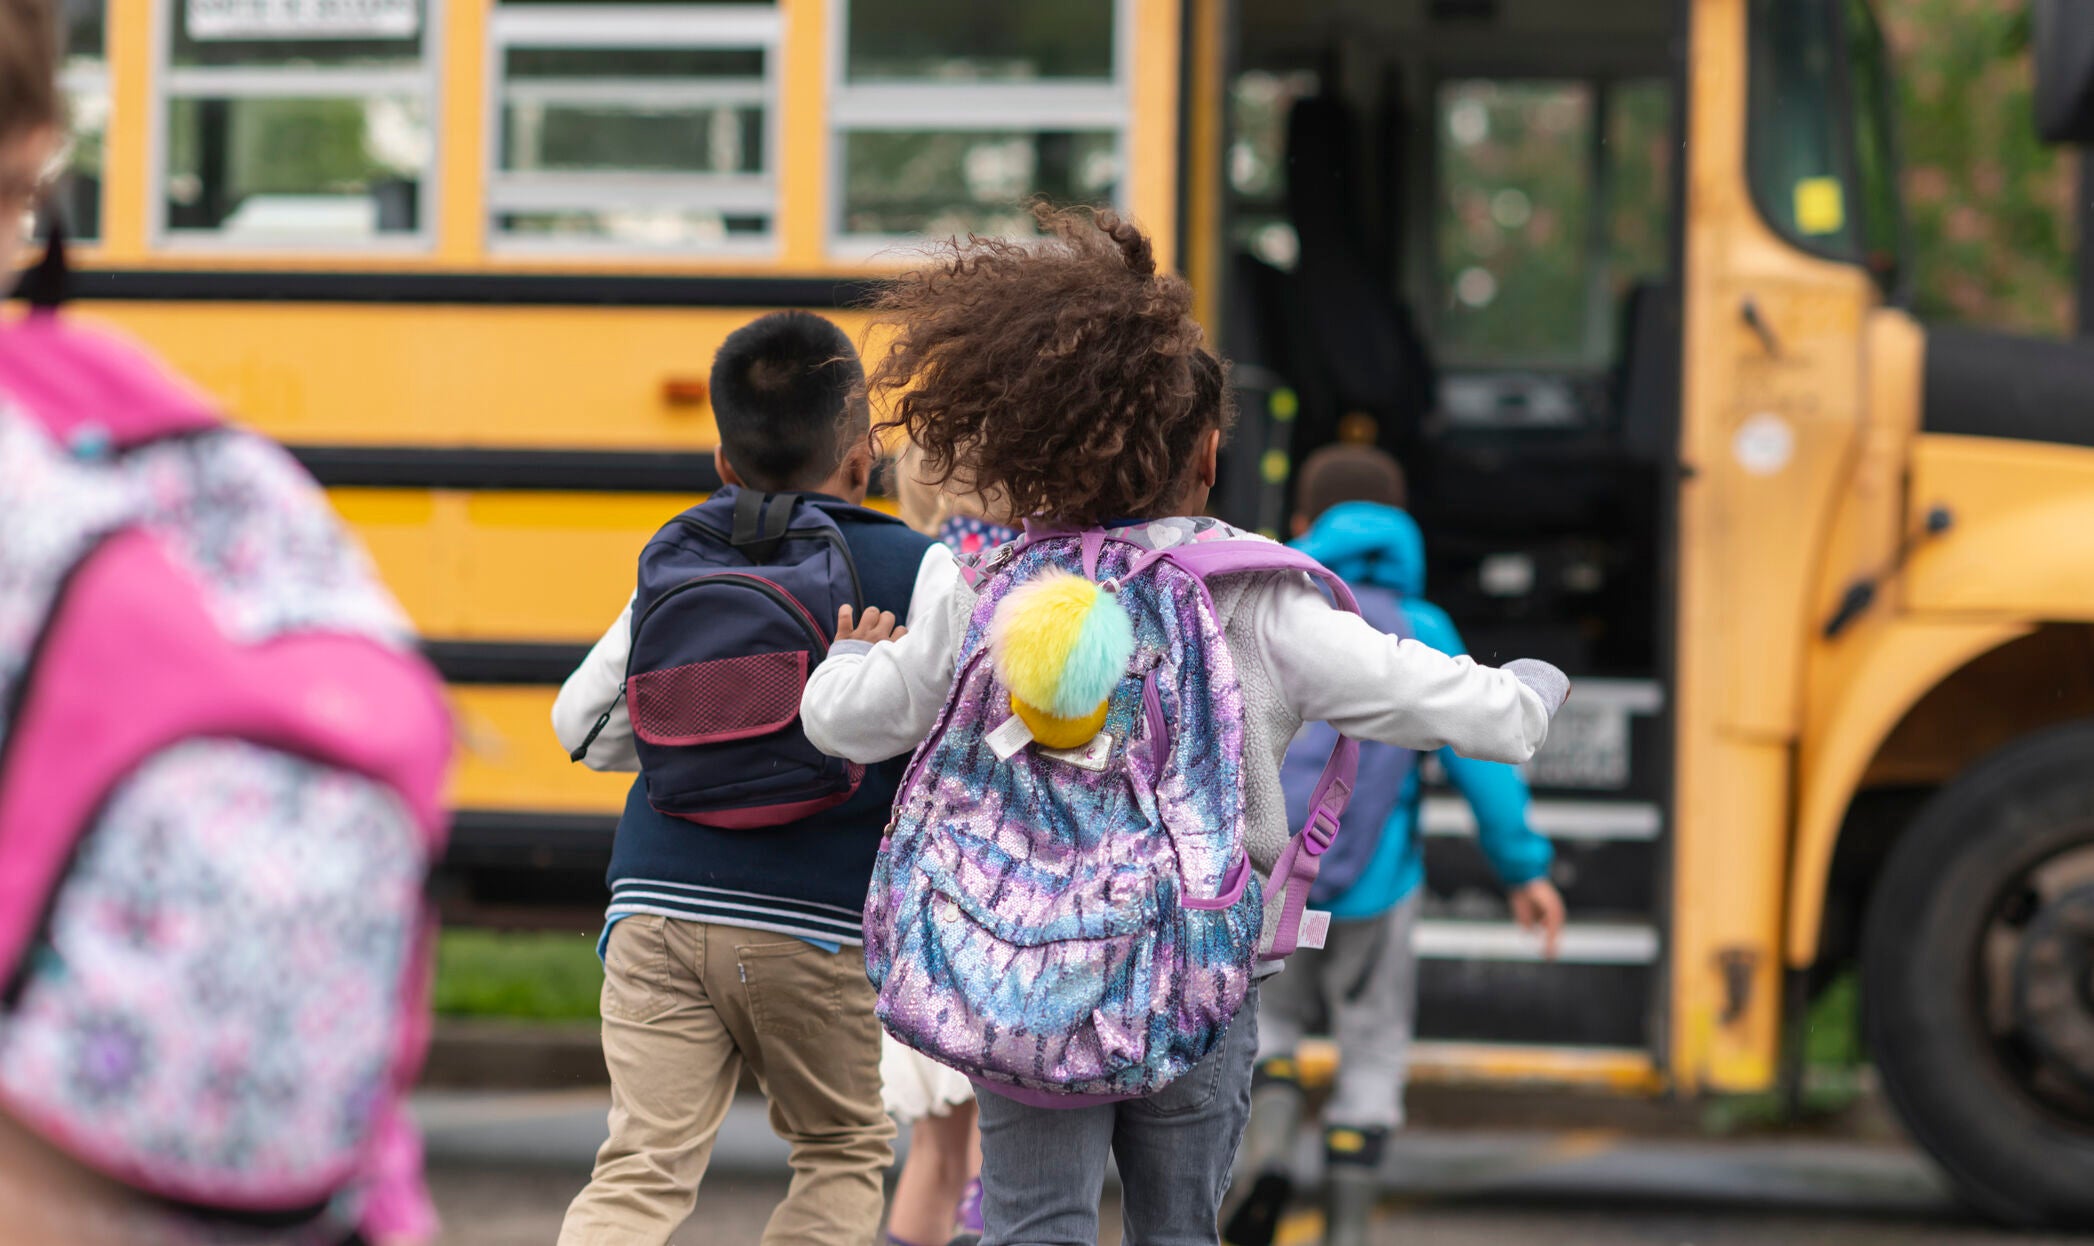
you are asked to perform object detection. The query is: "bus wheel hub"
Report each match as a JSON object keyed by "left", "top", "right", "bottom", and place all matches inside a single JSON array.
[{"left": 2015, "top": 885, "right": 2094, "bottom": 1091}]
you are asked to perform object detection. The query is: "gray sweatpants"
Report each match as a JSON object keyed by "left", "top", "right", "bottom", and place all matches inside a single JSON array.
[{"left": 1255, "top": 893, "right": 1419, "bottom": 1130}]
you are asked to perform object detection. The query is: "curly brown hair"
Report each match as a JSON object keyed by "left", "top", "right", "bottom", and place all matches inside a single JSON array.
[{"left": 865, "top": 205, "right": 1234, "bottom": 527}]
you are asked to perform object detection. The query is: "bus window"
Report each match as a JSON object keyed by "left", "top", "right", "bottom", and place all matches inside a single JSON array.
[
  {"left": 488, "top": 4, "right": 779, "bottom": 251},
  {"left": 831, "top": 0, "right": 1127, "bottom": 245},
  {"left": 1748, "top": 0, "right": 1841, "bottom": 249},
  {"left": 158, "top": 0, "right": 435, "bottom": 245},
  {"left": 1435, "top": 80, "right": 1595, "bottom": 367},
  {"left": 844, "top": 0, "right": 1113, "bottom": 81},
  {"left": 1605, "top": 79, "right": 1673, "bottom": 307},
  {"left": 1226, "top": 68, "right": 1320, "bottom": 271},
  {"left": 1747, "top": 0, "right": 1905, "bottom": 290},
  {"left": 54, "top": 0, "right": 105, "bottom": 241}
]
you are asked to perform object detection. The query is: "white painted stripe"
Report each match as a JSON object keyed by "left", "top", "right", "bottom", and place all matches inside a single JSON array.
[
  {"left": 611, "top": 878, "right": 862, "bottom": 918},
  {"left": 605, "top": 904, "right": 861, "bottom": 947},
  {"left": 1421, "top": 797, "right": 1662, "bottom": 842},
  {"left": 1412, "top": 920, "right": 1659, "bottom": 965},
  {"left": 611, "top": 892, "right": 861, "bottom": 933}
]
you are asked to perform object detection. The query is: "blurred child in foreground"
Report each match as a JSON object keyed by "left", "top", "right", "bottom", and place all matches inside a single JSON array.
[
  {"left": 0, "top": 4, "right": 441, "bottom": 1243},
  {"left": 1224, "top": 445, "right": 1565, "bottom": 1246}
]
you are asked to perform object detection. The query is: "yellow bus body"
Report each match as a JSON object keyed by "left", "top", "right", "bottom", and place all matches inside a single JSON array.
[{"left": 43, "top": 0, "right": 2094, "bottom": 1121}]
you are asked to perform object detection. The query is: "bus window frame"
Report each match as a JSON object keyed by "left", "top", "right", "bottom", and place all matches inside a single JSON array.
[
  {"left": 824, "top": 0, "right": 1137, "bottom": 256},
  {"left": 147, "top": 0, "right": 447, "bottom": 254},
  {"left": 1743, "top": 0, "right": 1906, "bottom": 295},
  {"left": 482, "top": 3, "right": 784, "bottom": 257},
  {"left": 1839, "top": 0, "right": 1911, "bottom": 302}
]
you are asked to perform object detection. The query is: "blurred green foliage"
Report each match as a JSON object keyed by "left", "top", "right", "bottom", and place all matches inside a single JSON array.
[
  {"left": 434, "top": 929, "right": 603, "bottom": 1023},
  {"left": 1887, "top": 0, "right": 2077, "bottom": 336}
]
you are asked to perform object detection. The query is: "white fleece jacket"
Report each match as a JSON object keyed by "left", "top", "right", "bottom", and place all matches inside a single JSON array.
[{"left": 800, "top": 543, "right": 1565, "bottom": 936}]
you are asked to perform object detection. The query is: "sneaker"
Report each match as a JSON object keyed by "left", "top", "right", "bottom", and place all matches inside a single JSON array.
[{"left": 1321, "top": 1126, "right": 1389, "bottom": 1246}]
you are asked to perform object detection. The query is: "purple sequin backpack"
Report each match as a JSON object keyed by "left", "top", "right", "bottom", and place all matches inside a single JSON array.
[{"left": 865, "top": 521, "right": 1360, "bottom": 1103}]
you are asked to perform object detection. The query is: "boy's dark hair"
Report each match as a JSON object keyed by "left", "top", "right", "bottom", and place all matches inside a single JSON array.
[
  {"left": 710, "top": 311, "right": 868, "bottom": 492},
  {"left": 1294, "top": 443, "right": 1408, "bottom": 521},
  {"left": 867, "top": 205, "right": 1235, "bottom": 527},
  {"left": 2, "top": 0, "right": 60, "bottom": 144}
]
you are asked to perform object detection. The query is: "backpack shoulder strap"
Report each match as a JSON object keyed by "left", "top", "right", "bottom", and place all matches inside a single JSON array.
[
  {"left": 0, "top": 312, "right": 221, "bottom": 451},
  {"left": 729, "top": 489, "right": 802, "bottom": 565},
  {"left": 1141, "top": 538, "right": 1361, "bottom": 614},
  {"left": 1138, "top": 537, "right": 1360, "bottom": 960}
]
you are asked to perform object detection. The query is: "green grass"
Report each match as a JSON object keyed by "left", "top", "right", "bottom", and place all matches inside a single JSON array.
[
  {"left": 433, "top": 929, "right": 605, "bottom": 1022},
  {"left": 1702, "top": 972, "right": 1869, "bottom": 1134}
]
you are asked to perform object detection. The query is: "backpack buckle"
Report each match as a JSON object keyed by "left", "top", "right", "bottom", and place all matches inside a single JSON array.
[{"left": 1304, "top": 806, "right": 1342, "bottom": 853}]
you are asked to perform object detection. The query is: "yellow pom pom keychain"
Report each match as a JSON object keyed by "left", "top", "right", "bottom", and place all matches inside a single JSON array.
[{"left": 986, "top": 570, "right": 1137, "bottom": 750}]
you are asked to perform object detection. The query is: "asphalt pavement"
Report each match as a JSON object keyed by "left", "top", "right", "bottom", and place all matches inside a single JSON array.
[{"left": 413, "top": 1089, "right": 2090, "bottom": 1245}]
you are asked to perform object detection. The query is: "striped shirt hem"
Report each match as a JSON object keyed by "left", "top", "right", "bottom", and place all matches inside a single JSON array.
[{"left": 608, "top": 879, "right": 863, "bottom": 946}]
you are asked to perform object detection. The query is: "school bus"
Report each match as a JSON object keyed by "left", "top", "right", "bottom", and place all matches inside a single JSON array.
[{"left": 34, "top": 0, "right": 2094, "bottom": 1223}]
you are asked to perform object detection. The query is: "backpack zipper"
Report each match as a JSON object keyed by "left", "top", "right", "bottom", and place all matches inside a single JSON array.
[
  {"left": 576, "top": 569, "right": 835, "bottom": 763},
  {"left": 630, "top": 572, "right": 830, "bottom": 662}
]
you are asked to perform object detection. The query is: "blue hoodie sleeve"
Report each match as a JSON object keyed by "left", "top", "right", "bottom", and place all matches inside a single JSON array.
[{"left": 1404, "top": 600, "right": 1555, "bottom": 888}]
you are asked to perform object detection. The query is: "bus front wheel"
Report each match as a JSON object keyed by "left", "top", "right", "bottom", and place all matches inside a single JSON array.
[{"left": 1864, "top": 720, "right": 2094, "bottom": 1228}]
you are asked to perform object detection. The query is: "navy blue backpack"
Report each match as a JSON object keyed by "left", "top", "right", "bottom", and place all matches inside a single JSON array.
[
  {"left": 1280, "top": 583, "right": 1417, "bottom": 904},
  {"left": 579, "top": 486, "right": 865, "bottom": 828}
]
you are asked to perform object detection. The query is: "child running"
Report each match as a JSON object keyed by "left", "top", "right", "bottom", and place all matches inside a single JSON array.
[
  {"left": 554, "top": 312, "right": 927, "bottom": 1245},
  {"left": 1225, "top": 444, "right": 1565, "bottom": 1246},
  {"left": 799, "top": 206, "right": 1567, "bottom": 1246}
]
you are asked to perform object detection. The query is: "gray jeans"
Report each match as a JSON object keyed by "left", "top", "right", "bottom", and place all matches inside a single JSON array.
[
  {"left": 1255, "top": 893, "right": 1419, "bottom": 1130},
  {"left": 974, "top": 985, "right": 1260, "bottom": 1246}
]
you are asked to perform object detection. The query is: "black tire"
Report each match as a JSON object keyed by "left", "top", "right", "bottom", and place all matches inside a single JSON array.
[{"left": 1864, "top": 719, "right": 2094, "bottom": 1227}]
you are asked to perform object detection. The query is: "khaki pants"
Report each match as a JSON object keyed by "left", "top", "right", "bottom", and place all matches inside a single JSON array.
[{"left": 558, "top": 915, "right": 895, "bottom": 1246}]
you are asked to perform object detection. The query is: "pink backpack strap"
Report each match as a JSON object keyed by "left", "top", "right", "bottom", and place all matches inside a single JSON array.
[
  {"left": 0, "top": 312, "right": 221, "bottom": 450},
  {"left": 1138, "top": 538, "right": 1362, "bottom": 960}
]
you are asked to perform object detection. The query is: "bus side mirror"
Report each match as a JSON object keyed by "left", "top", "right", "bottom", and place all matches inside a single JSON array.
[{"left": 2033, "top": 0, "right": 2094, "bottom": 143}]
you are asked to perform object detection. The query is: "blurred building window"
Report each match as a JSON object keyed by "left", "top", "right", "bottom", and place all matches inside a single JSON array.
[
  {"left": 831, "top": 0, "right": 1127, "bottom": 247},
  {"left": 488, "top": 4, "right": 779, "bottom": 252},
  {"left": 1223, "top": 68, "right": 1320, "bottom": 271},
  {"left": 157, "top": 0, "right": 437, "bottom": 246},
  {"left": 1435, "top": 80, "right": 1596, "bottom": 367},
  {"left": 1434, "top": 77, "right": 1674, "bottom": 369},
  {"left": 55, "top": 0, "right": 106, "bottom": 241}
]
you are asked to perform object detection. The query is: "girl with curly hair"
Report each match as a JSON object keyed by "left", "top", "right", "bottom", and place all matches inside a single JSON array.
[{"left": 801, "top": 206, "right": 1566, "bottom": 1246}]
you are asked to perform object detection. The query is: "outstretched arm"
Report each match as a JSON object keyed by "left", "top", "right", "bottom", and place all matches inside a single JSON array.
[{"left": 1256, "top": 574, "right": 1566, "bottom": 764}]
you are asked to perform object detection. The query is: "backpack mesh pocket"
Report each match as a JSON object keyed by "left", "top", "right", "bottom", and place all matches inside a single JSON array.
[{"left": 628, "top": 650, "right": 809, "bottom": 746}]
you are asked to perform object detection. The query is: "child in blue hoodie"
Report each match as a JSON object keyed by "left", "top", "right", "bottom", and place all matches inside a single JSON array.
[{"left": 1223, "top": 445, "right": 1566, "bottom": 1246}]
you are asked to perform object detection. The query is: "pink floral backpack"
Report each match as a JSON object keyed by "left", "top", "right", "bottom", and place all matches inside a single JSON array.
[{"left": 0, "top": 307, "right": 451, "bottom": 1233}]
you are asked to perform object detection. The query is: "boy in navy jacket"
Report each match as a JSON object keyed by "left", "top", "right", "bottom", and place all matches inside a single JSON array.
[{"left": 553, "top": 312, "right": 932, "bottom": 1246}]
